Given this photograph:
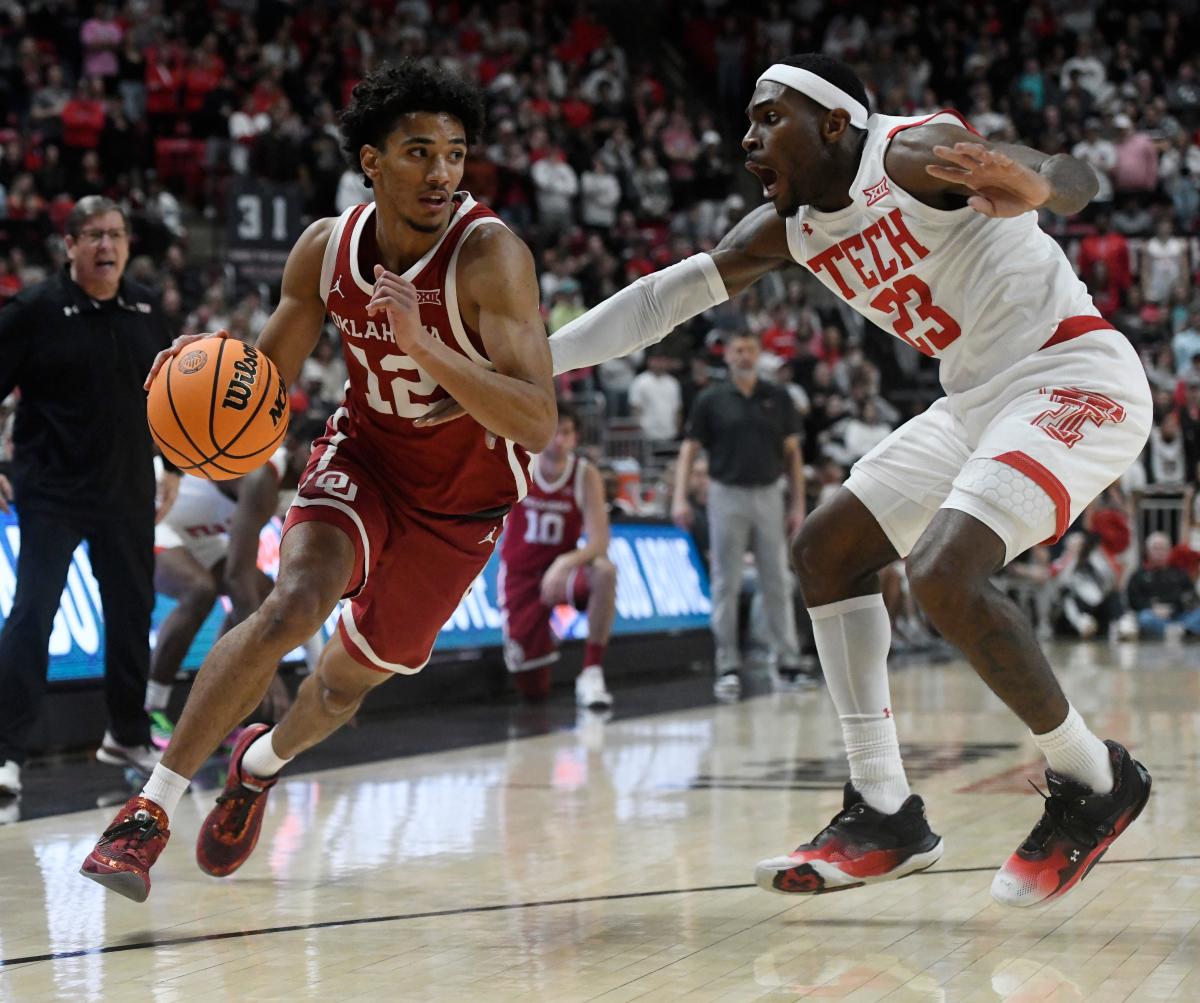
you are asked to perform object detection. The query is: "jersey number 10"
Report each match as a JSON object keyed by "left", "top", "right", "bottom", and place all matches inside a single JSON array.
[{"left": 524, "top": 510, "right": 565, "bottom": 546}]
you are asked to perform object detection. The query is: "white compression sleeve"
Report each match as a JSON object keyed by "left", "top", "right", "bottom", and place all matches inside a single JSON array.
[
  {"left": 549, "top": 253, "right": 728, "bottom": 375},
  {"left": 809, "top": 594, "right": 912, "bottom": 814}
]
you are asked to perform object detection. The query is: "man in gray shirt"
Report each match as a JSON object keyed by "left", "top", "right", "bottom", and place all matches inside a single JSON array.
[{"left": 672, "top": 331, "right": 807, "bottom": 700}]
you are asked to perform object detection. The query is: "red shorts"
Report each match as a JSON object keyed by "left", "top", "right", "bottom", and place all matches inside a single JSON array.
[
  {"left": 498, "top": 561, "right": 591, "bottom": 673},
  {"left": 283, "top": 437, "right": 506, "bottom": 674}
]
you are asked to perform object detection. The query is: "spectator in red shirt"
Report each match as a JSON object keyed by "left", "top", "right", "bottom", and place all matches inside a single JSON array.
[
  {"left": 0, "top": 257, "right": 21, "bottom": 302},
  {"left": 761, "top": 305, "right": 799, "bottom": 361},
  {"left": 559, "top": 88, "right": 594, "bottom": 130},
  {"left": 182, "top": 41, "right": 226, "bottom": 123},
  {"left": 1077, "top": 212, "right": 1132, "bottom": 293},
  {"left": 60, "top": 79, "right": 107, "bottom": 163},
  {"left": 145, "top": 42, "right": 184, "bottom": 134}
]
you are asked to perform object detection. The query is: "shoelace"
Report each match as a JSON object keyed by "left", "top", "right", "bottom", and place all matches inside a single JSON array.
[
  {"left": 100, "top": 809, "right": 162, "bottom": 845},
  {"left": 214, "top": 787, "right": 260, "bottom": 836},
  {"left": 1021, "top": 779, "right": 1113, "bottom": 853},
  {"left": 807, "top": 802, "right": 868, "bottom": 844},
  {"left": 98, "top": 809, "right": 164, "bottom": 867}
]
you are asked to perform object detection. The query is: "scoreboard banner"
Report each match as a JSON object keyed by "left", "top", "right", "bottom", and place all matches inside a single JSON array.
[
  {"left": 225, "top": 178, "right": 304, "bottom": 283},
  {"left": 0, "top": 509, "right": 711, "bottom": 685}
]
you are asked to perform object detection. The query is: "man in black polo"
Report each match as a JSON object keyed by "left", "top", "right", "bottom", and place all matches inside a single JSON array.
[
  {"left": 0, "top": 196, "right": 178, "bottom": 798},
  {"left": 672, "top": 330, "right": 806, "bottom": 700}
]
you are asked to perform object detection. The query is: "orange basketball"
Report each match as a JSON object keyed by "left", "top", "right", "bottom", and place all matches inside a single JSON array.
[{"left": 147, "top": 336, "right": 290, "bottom": 480}]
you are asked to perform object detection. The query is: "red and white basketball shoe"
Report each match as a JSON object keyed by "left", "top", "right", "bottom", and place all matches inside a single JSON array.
[
  {"left": 79, "top": 795, "right": 171, "bottom": 902},
  {"left": 195, "top": 723, "right": 279, "bottom": 877},
  {"left": 992, "top": 740, "right": 1151, "bottom": 907},
  {"left": 755, "top": 783, "right": 944, "bottom": 894}
]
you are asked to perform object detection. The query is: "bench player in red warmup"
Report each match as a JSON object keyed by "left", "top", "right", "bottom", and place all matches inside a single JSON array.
[
  {"left": 511, "top": 53, "right": 1153, "bottom": 907},
  {"left": 80, "top": 61, "right": 555, "bottom": 901},
  {"left": 499, "top": 402, "right": 617, "bottom": 711}
]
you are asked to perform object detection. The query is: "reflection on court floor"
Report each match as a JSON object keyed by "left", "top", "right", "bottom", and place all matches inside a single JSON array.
[{"left": 1, "top": 641, "right": 1198, "bottom": 1001}]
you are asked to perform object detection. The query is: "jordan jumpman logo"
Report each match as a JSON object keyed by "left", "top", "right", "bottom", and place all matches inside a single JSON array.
[{"left": 478, "top": 524, "right": 500, "bottom": 545}]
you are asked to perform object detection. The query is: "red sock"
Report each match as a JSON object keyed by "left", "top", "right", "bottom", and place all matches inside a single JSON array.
[{"left": 583, "top": 642, "right": 606, "bottom": 669}]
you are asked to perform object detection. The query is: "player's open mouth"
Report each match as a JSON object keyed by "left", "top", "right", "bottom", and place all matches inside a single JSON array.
[
  {"left": 745, "top": 160, "right": 779, "bottom": 199},
  {"left": 419, "top": 191, "right": 449, "bottom": 208}
]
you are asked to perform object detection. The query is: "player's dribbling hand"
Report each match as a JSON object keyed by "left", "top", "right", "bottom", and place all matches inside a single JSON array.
[
  {"left": 0, "top": 474, "right": 12, "bottom": 515},
  {"left": 367, "top": 264, "right": 423, "bottom": 353},
  {"left": 414, "top": 396, "right": 467, "bottom": 428},
  {"left": 925, "top": 142, "right": 1052, "bottom": 218},
  {"left": 144, "top": 329, "right": 231, "bottom": 390}
]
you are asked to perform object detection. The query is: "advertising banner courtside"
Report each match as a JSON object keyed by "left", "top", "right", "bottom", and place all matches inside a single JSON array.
[{"left": 0, "top": 509, "right": 712, "bottom": 684}]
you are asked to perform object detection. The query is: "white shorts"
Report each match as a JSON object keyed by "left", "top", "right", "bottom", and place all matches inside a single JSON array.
[
  {"left": 153, "top": 523, "right": 230, "bottom": 569},
  {"left": 844, "top": 328, "right": 1152, "bottom": 565}
]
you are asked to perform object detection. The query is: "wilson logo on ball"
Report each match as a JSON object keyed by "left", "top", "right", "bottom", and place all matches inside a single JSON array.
[
  {"left": 269, "top": 375, "right": 287, "bottom": 426},
  {"left": 178, "top": 350, "right": 208, "bottom": 375},
  {"left": 222, "top": 343, "right": 260, "bottom": 411}
]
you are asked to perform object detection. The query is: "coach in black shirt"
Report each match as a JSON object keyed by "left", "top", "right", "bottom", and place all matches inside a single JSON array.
[
  {"left": 0, "top": 196, "right": 178, "bottom": 797},
  {"left": 672, "top": 331, "right": 806, "bottom": 701}
]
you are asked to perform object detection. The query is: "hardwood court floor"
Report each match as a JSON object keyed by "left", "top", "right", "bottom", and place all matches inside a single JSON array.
[{"left": 1, "top": 641, "right": 1198, "bottom": 1002}]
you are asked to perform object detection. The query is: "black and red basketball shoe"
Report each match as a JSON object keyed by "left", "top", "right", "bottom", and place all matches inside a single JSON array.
[
  {"left": 80, "top": 795, "right": 171, "bottom": 902},
  {"left": 991, "top": 740, "right": 1150, "bottom": 907},
  {"left": 195, "top": 723, "right": 278, "bottom": 877},
  {"left": 755, "top": 783, "right": 944, "bottom": 894}
]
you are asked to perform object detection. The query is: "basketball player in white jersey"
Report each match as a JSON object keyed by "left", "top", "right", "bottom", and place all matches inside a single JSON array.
[{"left": 422, "top": 53, "right": 1152, "bottom": 907}]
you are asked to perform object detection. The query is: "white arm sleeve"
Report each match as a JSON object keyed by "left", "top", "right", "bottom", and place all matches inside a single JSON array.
[{"left": 548, "top": 253, "right": 728, "bottom": 375}]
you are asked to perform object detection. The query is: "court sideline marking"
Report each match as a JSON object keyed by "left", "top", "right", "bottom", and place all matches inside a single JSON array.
[{"left": 3, "top": 854, "right": 1199, "bottom": 969}]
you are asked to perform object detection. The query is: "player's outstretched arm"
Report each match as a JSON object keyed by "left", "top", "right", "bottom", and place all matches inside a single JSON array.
[
  {"left": 414, "top": 207, "right": 793, "bottom": 428},
  {"left": 889, "top": 123, "right": 1099, "bottom": 218},
  {"left": 369, "top": 225, "right": 556, "bottom": 452},
  {"left": 548, "top": 204, "right": 791, "bottom": 375},
  {"left": 144, "top": 218, "right": 333, "bottom": 390}
]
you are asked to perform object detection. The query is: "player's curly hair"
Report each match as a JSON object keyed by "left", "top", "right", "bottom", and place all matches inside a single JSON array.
[
  {"left": 340, "top": 60, "right": 486, "bottom": 188},
  {"left": 781, "top": 52, "right": 871, "bottom": 119}
]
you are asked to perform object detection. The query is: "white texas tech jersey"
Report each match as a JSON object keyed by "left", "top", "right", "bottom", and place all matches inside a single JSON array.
[{"left": 785, "top": 111, "right": 1100, "bottom": 395}]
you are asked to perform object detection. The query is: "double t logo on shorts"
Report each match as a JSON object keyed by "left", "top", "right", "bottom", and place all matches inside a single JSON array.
[{"left": 1031, "top": 387, "right": 1126, "bottom": 448}]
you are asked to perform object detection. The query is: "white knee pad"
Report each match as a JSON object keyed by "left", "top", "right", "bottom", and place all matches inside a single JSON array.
[{"left": 943, "top": 458, "right": 1057, "bottom": 564}]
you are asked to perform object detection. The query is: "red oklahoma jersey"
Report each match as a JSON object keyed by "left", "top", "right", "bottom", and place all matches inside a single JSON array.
[
  {"left": 319, "top": 193, "right": 533, "bottom": 515},
  {"left": 500, "top": 453, "right": 589, "bottom": 577}
]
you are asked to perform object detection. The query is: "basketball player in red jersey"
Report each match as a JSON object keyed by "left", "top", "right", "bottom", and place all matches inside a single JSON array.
[
  {"left": 430, "top": 53, "right": 1152, "bottom": 907},
  {"left": 499, "top": 402, "right": 617, "bottom": 710},
  {"left": 80, "top": 61, "right": 556, "bottom": 901}
]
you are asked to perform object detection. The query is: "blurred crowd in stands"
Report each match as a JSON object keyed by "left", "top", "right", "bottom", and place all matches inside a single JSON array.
[{"left": 3, "top": 0, "right": 1200, "bottom": 645}]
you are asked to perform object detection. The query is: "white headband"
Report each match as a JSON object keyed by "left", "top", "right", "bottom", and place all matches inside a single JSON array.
[{"left": 756, "top": 64, "right": 869, "bottom": 128}]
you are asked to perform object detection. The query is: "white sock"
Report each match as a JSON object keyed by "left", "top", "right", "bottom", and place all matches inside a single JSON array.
[
  {"left": 810, "top": 594, "right": 911, "bottom": 815},
  {"left": 145, "top": 680, "right": 172, "bottom": 712},
  {"left": 241, "top": 728, "right": 293, "bottom": 782},
  {"left": 1032, "top": 704, "right": 1114, "bottom": 794},
  {"left": 140, "top": 764, "right": 189, "bottom": 818},
  {"left": 841, "top": 717, "right": 911, "bottom": 814}
]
